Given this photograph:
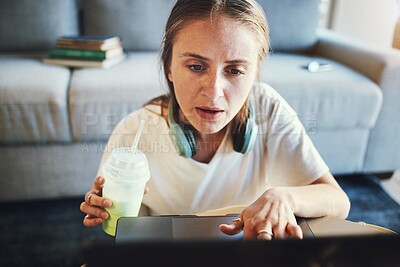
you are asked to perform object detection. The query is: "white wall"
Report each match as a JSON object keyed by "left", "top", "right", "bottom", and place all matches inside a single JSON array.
[{"left": 331, "top": 0, "right": 399, "bottom": 49}]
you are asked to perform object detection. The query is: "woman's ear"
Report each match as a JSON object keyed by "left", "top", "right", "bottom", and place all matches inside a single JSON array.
[{"left": 168, "top": 69, "right": 173, "bottom": 83}]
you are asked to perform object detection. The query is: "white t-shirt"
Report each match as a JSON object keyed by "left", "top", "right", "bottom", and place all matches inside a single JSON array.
[{"left": 97, "top": 83, "right": 329, "bottom": 215}]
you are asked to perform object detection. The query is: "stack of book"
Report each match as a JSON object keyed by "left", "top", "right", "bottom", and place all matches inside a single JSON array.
[{"left": 43, "top": 35, "right": 125, "bottom": 68}]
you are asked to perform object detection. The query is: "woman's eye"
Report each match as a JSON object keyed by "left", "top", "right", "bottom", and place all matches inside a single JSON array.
[
  {"left": 188, "top": 65, "right": 204, "bottom": 71},
  {"left": 229, "top": 69, "right": 245, "bottom": 75}
]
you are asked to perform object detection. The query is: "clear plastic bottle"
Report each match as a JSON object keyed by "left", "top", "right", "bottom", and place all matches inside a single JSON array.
[{"left": 101, "top": 147, "right": 150, "bottom": 236}]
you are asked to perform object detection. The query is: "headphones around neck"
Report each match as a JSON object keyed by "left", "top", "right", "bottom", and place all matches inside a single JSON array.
[{"left": 168, "top": 100, "right": 258, "bottom": 158}]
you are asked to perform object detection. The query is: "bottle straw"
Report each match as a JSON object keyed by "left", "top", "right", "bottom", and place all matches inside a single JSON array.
[{"left": 130, "top": 119, "right": 146, "bottom": 154}]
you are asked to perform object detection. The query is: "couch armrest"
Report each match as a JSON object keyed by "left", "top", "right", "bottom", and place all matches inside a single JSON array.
[
  {"left": 315, "top": 29, "right": 400, "bottom": 85},
  {"left": 314, "top": 29, "right": 400, "bottom": 172}
]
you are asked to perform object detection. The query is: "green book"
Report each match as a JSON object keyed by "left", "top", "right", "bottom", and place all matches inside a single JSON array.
[{"left": 49, "top": 47, "right": 123, "bottom": 60}]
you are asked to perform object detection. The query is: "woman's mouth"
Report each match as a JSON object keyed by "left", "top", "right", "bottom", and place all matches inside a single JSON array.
[{"left": 195, "top": 106, "right": 224, "bottom": 120}]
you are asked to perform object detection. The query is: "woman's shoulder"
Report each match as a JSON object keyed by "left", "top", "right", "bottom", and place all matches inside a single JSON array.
[
  {"left": 123, "top": 104, "right": 161, "bottom": 121},
  {"left": 143, "top": 95, "right": 169, "bottom": 118},
  {"left": 251, "top": 82, "right": 285, "bottom": 104},
  {"left": 113, "top": 96, "right": 168, "bottom": 135},
  {"left": 252, "top": 82, "right": 296, "bottom": 113},
  {"left": 125, "top": 95, "right": 169, "bottom": 119}
]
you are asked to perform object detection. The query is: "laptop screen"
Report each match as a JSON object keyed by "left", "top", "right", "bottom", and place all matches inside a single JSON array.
[{"left": 82, "top": 234, "right": 400, "bottom": 267}]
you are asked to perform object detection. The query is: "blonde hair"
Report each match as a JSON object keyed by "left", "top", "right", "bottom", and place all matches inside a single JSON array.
[{"left": 157, "top": 0, "right": 270, "bottom": 126}]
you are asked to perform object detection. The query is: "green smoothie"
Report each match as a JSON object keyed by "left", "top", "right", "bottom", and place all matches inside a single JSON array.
[{"left": 102, "top": 193, "right": 144, "bottom": 236}]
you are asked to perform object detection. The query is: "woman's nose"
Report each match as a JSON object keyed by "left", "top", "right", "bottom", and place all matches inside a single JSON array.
[{"left": 201, "top": 72, "right": 225, "bottom": 101}]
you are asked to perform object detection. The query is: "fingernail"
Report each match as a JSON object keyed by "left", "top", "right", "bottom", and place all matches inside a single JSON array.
[
  {"left": 104, "top": 200, "right": 112, "bottom": 208},
  {"left": 96, "top": 218, "right": 103, "bottom": 224},
  {"left": 102, "top": 212, "right": 109, "bottom": 219},
  {"left": 98, "top": 176, "right": 104, "bottom": 183}
]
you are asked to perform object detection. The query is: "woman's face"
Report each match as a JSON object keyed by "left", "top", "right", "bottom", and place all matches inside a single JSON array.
[{"left": 168, "top": 15, "right": 260, "bottom": 134}]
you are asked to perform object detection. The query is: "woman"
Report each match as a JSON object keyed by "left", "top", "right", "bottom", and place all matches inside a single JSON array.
[{"left": 80, "top": 0, "right": 350, "bottom": 240}]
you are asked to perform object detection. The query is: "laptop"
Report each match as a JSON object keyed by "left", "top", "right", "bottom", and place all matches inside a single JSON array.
[
  {"left": 115, "top": 214, "right": 390, "bottom": 243},
  {"left": 82, "top": 225, "right": 400, "bottom": 267}
]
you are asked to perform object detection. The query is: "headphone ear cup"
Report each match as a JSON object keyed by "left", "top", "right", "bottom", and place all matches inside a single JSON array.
[
  {"left": 169, "top": 123, "right": 195, "bottom": 158},
  {"left": 168, "top": 100, "right": 197, "bottom": 158},
  {"left": 240, "top": 123, "right": 258, "bottom": 154},
  {"left": 232, "top": 123, "right": 246, "bottom": 153},
  {"left": 233, "top": 102, "right": 258, "bottom": 154},
  {"left": 183, "top": 124, "right": 196, "bottom": 156}
]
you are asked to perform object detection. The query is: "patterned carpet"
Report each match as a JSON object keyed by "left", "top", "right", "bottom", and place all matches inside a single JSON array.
[
  {"left": 0, "top": 174, "right": 399, "bottom": 266},
  {"left": 337, "top": 174, "right": 400, "bottom": 233}
]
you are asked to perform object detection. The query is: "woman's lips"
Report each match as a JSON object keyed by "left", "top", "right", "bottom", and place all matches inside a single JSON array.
[{"left": 195, "top": 106, "right": 224, "bottom": 120}]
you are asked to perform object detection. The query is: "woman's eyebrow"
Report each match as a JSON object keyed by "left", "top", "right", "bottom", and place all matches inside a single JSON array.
[
  {"left": 180, "top": 52, "right": 209, "bottom": 61},
  {"left": 180, "top": 52, "right": 250, "bottom": 64},
  {"left": 225, "top": 59, "right": 250, "bottom": 64}
]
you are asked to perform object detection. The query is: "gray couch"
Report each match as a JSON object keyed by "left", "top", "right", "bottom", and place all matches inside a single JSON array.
[{"left": 1, "top": 0, "right": 399, "bottom": 202}]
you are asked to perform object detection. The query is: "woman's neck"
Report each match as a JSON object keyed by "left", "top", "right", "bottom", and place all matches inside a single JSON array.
[{"left": 192, "top": 127, "right": 227, "bottom": 163}]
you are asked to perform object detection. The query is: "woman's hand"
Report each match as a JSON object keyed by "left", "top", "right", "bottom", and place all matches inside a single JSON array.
[
  {"left": 80, "top": 176, "right": 150, "bottom": 227},
  {"left": 80, "top": 176, "right": 112, "bottom": 227},
  {"left": 219, "top": 188, "right": 303, "bottom": 240}
]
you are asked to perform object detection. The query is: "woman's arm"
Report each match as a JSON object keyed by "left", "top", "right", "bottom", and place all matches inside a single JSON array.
[{"left": 282, "top": 172, "right": 350, "bottom": 219}]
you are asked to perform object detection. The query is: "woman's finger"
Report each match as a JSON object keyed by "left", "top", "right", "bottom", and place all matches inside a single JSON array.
[
  {"left": 218, "top": 223, "right": 243, "bottom": 235},
  {"left": 256, "top": 221, "right": 274, "bottom": 240},
  {"left": 256, "top": 230, "right": 273, "bottom": 240},
  {"left": 84, "top": 192, "right": 112, "bottom": 208},
  {"left": 242, "top": 221, "right": 256, "bottom": 240},
  {"left": 286, "top": 222, "right": 303, "bottom": 239},
  {"left": 83, "top": 214, "right": 103, "bottom": 227},
  {"left": 91, "top": 176, "right": 105, "bottom": 194},
  {"left": 272, "top": 206, "right": 288, "bottom": 239},
  {"left": 219, "top": 217, "right": 244, "bottom": 236},
  {"left": 80, "top": 202, "right": 109, "bottom": 220},
  {"left": 272, "top": 224, "right": 286, "bottom": 239}
]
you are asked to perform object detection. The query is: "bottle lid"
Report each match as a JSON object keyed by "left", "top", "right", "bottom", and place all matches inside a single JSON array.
[{"left": 103, "top": 147, "right": 150, "bottom": 182}]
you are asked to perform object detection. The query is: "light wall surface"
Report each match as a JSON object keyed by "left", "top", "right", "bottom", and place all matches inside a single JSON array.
[{"left": 331, "top": 0, "right": 399, "bottom": 49}]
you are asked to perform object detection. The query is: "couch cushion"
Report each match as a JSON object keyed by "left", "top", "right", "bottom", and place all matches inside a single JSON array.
[
  {"left": 309, "top": 128, "right": 370, "bottom": 174},
  {"left": 83, "top": 0, "right": 175, "bottom": 51},
  {"left": 0, "top": 0, "right": 78, "bottom": 52},
  {"left": 82, "top": 0, "right": 318, "bottom": 52},
  {"left": 257, "top": 0, "right": 320, "bottom": 52},
  {"left": 69, "top": 52, "right": 164, "bottom": 141},
  {"left": 261, "top": 53, "right": 382, "bottom": 132},
  {"left": 0, "top": 55, "right": 71, "bottom": 143}
]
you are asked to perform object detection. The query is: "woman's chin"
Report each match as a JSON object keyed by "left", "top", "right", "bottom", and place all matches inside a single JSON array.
[{"left": 193, "top": 121, "right": 227, "bottom": 135}]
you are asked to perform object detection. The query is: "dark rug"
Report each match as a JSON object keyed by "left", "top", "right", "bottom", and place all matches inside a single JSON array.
[{"left": 0, "top": 174, "right": 399, "bottom": 266}]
